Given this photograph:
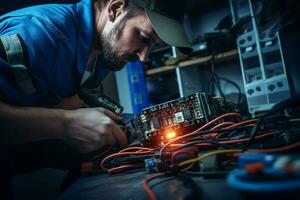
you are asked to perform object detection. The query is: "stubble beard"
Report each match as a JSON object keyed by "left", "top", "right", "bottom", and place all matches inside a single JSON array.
[
  {"left": 98, "top": 19, "right": 138, "bottom": 71},
  {"left": 98, "top": 34, "right": 126, "bottom": 71}
]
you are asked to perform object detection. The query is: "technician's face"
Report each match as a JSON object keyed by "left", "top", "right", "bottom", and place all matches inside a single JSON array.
[{"left": 99, "top": 12, "right": 160, "bottom": 71}]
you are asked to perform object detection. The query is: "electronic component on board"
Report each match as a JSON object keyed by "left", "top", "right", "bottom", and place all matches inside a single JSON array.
[{"left": 133, "top": 93, "right": 226, "bottom": 147}]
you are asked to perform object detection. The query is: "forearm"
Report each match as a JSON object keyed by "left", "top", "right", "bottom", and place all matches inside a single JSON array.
[
  {"left": 0, "top": 101, "right": 66, "bottom": 144},
  {"left": 0, "top": 101, "right": 128, "bottom": 153}
]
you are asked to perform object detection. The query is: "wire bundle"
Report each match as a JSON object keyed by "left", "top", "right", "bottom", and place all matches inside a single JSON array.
[
  {"left": 100, "top": 112, "right": 297, "bottom": 174},
  {"left": 142, "top": 111, "right": 300, "bottom": 200},
  {"left": 97, "top": 110, "right": 300, "bottom": 200},
  {"left": 100, "top": 146, "right": 155, "bottom": 174}
]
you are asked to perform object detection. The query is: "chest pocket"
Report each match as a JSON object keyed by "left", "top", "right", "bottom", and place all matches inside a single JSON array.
[{"left": 0, "top": 34, "right": 36, "bottom": 95}]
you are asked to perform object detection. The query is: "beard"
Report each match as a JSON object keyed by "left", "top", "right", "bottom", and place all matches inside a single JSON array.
[{"left": 98, "top": 18, "right": 138, "bottom": 71}]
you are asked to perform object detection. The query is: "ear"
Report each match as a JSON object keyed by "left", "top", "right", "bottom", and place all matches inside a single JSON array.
[{"left": 107, "top": 0, "right": 126, "bottom": 22}]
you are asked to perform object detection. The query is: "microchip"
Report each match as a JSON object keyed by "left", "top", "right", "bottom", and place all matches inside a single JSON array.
[
  {"left": 151, "top": 117, "right": 160, "bottom": 129},
  {"left": 182, "top": 108, "right": 192, "bottom": 120},
  {"left": 175, "top": 112, "right": 184, "bottom": 123},
  {"left": 133, "top": 93, "right": 225, "bottom": 147}
]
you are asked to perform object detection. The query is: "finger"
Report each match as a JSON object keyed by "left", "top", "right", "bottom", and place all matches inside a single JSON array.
[
  {"left": 111, "top": 124, "right": 128, "bottom": 148},
  {"left": 96, "top": 107, "right": 123, "bottom": 122},
  {"left": 105, "top": 132, "right": 117, "bottom": 146}
]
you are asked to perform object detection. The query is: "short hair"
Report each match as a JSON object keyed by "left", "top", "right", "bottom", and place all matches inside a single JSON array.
[
  {"left": 94, "top": 0, "right": 111, "bottom": 10},
  {"left": 94, "top": 0, "right": 144, "bottom": 18}
]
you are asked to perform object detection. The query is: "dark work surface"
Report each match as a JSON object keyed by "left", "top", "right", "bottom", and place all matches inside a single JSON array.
[{"left": 57, "top": 170, "right": 241, "bottom": 200}]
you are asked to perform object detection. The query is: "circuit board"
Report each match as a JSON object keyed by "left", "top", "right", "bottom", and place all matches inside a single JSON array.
[{"left": 133, "top": 93, "right": 225, "bottom": 147}]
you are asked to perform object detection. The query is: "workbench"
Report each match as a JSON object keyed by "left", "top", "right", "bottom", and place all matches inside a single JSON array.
[{"left": 57, "top": 170, "right": 241, "bottom": 200}]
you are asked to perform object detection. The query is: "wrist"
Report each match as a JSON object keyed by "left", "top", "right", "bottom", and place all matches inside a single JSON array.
[{"left": 61, "top": 109, "right": 74, "bottom": 141}]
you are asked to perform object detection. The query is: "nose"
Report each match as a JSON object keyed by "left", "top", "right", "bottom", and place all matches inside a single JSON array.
[{"left": 137, "top": 45, "right": 150, "bottom": 62}]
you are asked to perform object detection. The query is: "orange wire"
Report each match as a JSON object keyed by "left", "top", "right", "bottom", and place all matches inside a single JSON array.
[
  {"left": 210, "top": 122, "right": 236, "bottom": 131},
  {"left": 197, "top": 112, "right": 242, "bottom": 132},
  {"left": 169, "top": 131, "right": 276, "bottom": 149},
  {"left": 101, "top": 151, "right": 153, "bottom": 171},
  {"left": 223, "top": 119, "right": 258, "bottom": 130},
  {"left": 195, "top": 131, "right": 276, "bottom": 148},
  {"left": 230, "top": 139, "right": 300, "bottom": 157},
  {"left": 203, "top": 119, "right": 258, "bottom": 139},
  {"left": 119, "top": 146, "right": 154, "bottom": 153},
  {"left": 107, "top": 163, "right": 145, "bottom": 174},
  {"left": 213, "top": 121, "right": 257, "bottom": 139},
  {"left": 93, "top": 146, "right": 113, "bottom": 159},
  {"left": 167, "top": 131, "right": 275, "bottom": 149},
  {"left": 143, "top": 173, "right": 165, "bottom": 200},
  {"left": 159, "top": 113, "right": 242, "bottom": 157}
]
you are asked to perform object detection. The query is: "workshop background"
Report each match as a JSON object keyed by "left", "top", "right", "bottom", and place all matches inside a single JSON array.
[{"left": 1, "top": 0, "right": 300, "bottom": 199}]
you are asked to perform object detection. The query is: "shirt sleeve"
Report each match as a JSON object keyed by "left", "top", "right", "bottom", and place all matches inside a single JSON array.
[{"left": 0, "top": 14, "right": 61, "bottom": 106}]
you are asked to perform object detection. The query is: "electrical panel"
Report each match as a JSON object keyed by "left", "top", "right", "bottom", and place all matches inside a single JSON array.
[
  {"left": 229, "top": 0, "right": 252, "bottom": 24},
  {"left": 230, "top": 0, "right": 300, "bottom": 115},
  {"left": 133, "top": 93, "right": 225, "bottom": 147}
]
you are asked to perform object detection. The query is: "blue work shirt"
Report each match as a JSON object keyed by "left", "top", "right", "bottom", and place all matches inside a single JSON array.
[{"left": 0, "top": 0, "right": 109, "bottom": 106}]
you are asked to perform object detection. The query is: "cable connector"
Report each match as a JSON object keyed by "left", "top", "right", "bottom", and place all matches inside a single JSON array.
[{"left": 145, "top": 158, "right": 171, "bottom": 173}]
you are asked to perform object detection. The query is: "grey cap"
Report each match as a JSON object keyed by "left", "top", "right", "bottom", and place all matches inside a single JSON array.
[{"left": 129, "top": 0, "right": 192, "bottom": 54}]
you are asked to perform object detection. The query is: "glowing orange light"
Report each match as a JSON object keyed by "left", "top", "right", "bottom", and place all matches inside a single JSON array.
[{"left": 166, "top": 131, "right": 176, "bottom": 139}]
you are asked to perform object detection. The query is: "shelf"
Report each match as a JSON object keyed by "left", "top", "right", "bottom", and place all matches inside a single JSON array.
[
  {"left": 145, "top": 49, "right": 238, "bottom": 76},
  {"left": 146, "top": 65, "right": 177, "bottom": 76},
  {"left": 150, "top": 46, "right": 171, "bottom": 54}
]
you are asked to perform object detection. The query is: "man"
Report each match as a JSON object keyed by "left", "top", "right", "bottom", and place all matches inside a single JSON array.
[{"left": 0, "top": 0, "right": 191, "bottom": 198}]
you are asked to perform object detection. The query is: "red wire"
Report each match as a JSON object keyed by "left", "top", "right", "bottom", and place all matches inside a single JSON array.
[
  {"left": 193, "top": 119, "right": 258, "bottom": 139},
  {"left": 107, "top": 163, "right": 145, "bottom": 174},
  {"left": 143, "top": 137, "right": 300, "bottom": 200},
  {"left": 230, "top": 139, "right": 300, "bottom": 157},
  {"left": 223, "top": 119, "right": 258, "bottom": 130},
  {"left": 93, "top": 146, "right": 113, "bottom": 159},
  {"left": 169, "top": 131, "right": 278, "bottom": 152},
  {"left": 160, "top": 113, "right": 242, "bottom": 157},
  {"left": 143, "top": 173, "right": 165, "bottom": 200},
  {"left": 167, "top": 131, "right": 276, "bottom": 149},
  {"left": 210, "top": 122, "right": 236, "bottom": 131},
  {"left": 213, "top": 119, "right": 260, "bottom": 139},
  {"left": 119, "top": 146, "right": 154, "bottom": 153},
  {"left": 101, "top": 151, "right": 154, "bottom": 171},
  {"left": 197, "top": 112, "right": 242, "bottom": 132},
  {"left": 195, "top": 131, "right": 276, "bottom": 148}
]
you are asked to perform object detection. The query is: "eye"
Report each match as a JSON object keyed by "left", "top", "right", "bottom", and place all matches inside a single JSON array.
[{"left": 139, "top": 31, "right": 151, "bottom": 45}]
